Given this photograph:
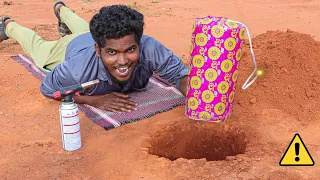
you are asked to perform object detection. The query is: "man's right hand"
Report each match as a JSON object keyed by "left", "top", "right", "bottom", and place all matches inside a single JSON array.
[{"left": 74, "top": 92, "right": 137, "bottom": 112}]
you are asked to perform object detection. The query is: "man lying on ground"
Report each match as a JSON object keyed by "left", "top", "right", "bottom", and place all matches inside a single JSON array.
[{"left": 0, "top": 1, "right": 188, "bottom": 112}]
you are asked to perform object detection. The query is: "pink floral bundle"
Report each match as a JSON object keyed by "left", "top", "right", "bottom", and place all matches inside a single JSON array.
[{"left": 185, "top": 16, "right": 247, "bottom": 122}]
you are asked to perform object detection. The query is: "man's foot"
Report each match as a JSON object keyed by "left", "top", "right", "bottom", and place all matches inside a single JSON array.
[
  {"left": 53, "top": 1, "right": 72, "bottom": 37},
  {"left": 55, "top": 3, "right": 64, "bottom": 14},
  {"left": 0, "top": 16, "right": 14, "bottom": 42}
]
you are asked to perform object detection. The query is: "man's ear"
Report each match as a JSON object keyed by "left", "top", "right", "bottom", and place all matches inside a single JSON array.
[{"left": 94, "top": 43, "right": 101, "bottom": 57}]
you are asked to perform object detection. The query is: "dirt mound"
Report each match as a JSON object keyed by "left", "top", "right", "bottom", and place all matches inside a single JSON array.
[
  {"left": 149, "top": 119, "right": 246, "bottom": 161},
  {"left": 239, "top": 30, "right": 320, "bottom": 122}
]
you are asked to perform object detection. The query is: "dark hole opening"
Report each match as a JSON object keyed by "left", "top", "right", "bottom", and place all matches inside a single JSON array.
[{"left": 148, "top": 120, "right": 247, "bottom": 161}]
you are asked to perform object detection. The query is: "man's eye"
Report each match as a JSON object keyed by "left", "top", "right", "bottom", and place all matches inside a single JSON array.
[
  {"left": 127, "top": 48, "right": 135, "bottom": 52},
  {"left": 108, "top": 51, "right": 116, "bottom": 55}
]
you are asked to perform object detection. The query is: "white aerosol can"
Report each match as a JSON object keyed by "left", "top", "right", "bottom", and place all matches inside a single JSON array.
[
  {"left": 54, "top": 79, "right": 100, "bottom": 151},
  {"left": 59, "top": 97, "right": 81, "bottom": 151}
]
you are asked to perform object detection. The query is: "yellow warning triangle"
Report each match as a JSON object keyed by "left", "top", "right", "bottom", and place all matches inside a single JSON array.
[{"left": 279, "top": 133, "right": 314, "bottom": 166}]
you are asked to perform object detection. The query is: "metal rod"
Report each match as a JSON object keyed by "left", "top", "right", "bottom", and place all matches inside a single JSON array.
[{"left": 81, "top": 79, "right": 100, "bottom": 90}]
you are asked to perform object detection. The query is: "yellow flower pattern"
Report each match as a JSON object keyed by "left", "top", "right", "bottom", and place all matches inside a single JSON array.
[
  {"left": 236, "top": 49, "right": 241, "bottom": 61},
  {"left": 232, "top": 70, "right": 238, "bottom": 82},
  {"left": 192, "top": 55, "right": 205, "bottom": 68},
  {"left": 205, "top": 68, "right": 218, "bottom": 82},
  {"left": 226, "top": 20, "right": 238, "bottom": 28},
  {"left": 202, "top": 90, "right": 215, "bottom": 103},
  {"left": 186, "top": 16, "right": 245, "bottom": 122},
  {"left": 224, "top": 38, "right": 236, "bottom": 51},
  {"left": 208, "top": 47, "right": 221, "bottom": 60},
  {"left": 211, "top": 25, "right": 224, "bottom": 38},
  {"left": 189, "top": 42, "right": 194, "bottom": 54},
  {"left": 199, "top": 111, "right": 211, "bottom": 120},
  {"left": 221, "top": 60, "right": 233, "bottom": 73},
  {"left": 200, "top": 17, "right": 213, "bottom": 25},
  {"left": 190, "top": 76, "right": 201, "bottom": 89},
  {"left": 214, "top": 102, "right": 226, "bottom": 115},
  {"left": 188, "top": 97, "right": 199, "bottom": 110},
  {"left": 218, "top": 81, "right": 229, "bottom": 94},
  {"left": 239, "top": 27, "right": 246, "bottom": 39},
  {"left": 229, "top": 91, "right": 235, "bottom": 103},
  {"left": 195, "top": 33, "right": 208, "bottom": 46}
]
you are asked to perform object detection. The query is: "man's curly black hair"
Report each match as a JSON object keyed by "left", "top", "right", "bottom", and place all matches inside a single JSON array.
[{"left": 89, "top": 5, "right": 144, "bottom": 48}]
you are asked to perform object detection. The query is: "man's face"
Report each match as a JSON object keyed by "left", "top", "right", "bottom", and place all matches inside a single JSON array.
[{"left": 95, "top": 34, "right": 140, "bottom": 83}]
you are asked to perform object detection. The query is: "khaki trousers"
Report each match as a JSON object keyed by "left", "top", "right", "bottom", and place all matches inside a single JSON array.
[{"left": 5, "top": 6, "right": 89, "bottom": 70}]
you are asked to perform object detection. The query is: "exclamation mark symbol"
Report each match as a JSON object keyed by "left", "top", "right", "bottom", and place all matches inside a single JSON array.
[{"left": 295, "top": 143, "right": 300, "bottom": 162}]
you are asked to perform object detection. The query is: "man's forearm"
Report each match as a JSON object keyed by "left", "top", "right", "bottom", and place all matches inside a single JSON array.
[
  {"left": 178, "top": 75, "right": 188, "bottom": 96},
  {"left": 73, "top": 95, "right": 98, "bottom": 105}
]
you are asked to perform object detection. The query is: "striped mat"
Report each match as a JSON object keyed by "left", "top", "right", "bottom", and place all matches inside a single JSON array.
[{"left": 11, "top": 54, "right": 185, "bottom": 130}]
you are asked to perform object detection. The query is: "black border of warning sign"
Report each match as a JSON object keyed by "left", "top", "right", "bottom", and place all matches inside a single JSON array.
[{"left": 279, "top": 133, "right": 315, "bottom": 166}]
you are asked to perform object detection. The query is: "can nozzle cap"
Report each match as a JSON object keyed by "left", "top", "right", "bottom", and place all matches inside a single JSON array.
[{"left": 62, "top": 94, "right": 74, "bottom": 102}]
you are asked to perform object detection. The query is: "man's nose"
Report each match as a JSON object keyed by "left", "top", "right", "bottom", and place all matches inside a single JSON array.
[{"left": 117, "top": 54, "right": 128, "bottom": 65}]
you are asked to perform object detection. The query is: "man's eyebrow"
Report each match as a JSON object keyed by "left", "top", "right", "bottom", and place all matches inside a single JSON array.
[
  {"left": 105, "top": 48, "right": 117, "bottom": 51},
  {"left": 105, "top": 45, "right": 138, "bottom": 52},
  {"left": 125, "top": 44, "right": 138, "bottom": 51}
]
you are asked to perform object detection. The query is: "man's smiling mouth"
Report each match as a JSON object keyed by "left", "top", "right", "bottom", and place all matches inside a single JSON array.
[{"left": 114, "top": 64, "right": 132, "bottom": 77}]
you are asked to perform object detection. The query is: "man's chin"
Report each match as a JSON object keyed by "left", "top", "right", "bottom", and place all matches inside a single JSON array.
[
  {"left": 117, "top": 78, "right": 130, "bottom": 83},
  {"left": 111, "top": 73, "right": 132, "bottom": 84}
]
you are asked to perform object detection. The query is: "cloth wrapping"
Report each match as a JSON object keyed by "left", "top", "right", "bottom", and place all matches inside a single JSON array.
[{"left": 185, "top": 16, "right": 246, "bottom": 122}]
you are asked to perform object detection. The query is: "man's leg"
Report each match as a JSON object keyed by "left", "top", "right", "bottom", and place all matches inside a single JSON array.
[
  {"left": 5, "top": 20, "right": 81, "bottom": 70},
  {"left": 59, "top": 6, "right": 90, "bottom": 34},
  {"left": 5, "top": 21, "right": 58, "bottom": 69}
]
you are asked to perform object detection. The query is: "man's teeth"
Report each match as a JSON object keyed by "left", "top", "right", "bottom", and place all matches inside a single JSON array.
[
  {"left": 118, "top": 67, "right": 128, "bottom": 70},
  {"left": 116, "top": 67, "right": 129, "bottom": 74}
]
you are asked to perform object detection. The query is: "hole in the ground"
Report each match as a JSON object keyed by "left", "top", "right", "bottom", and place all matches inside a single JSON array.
[{"left": 148, "top": 119, "right": 247, "bottom": 161}]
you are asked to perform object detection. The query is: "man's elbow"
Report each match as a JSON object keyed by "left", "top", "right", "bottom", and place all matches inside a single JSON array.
[{"left": 40, "top": 84, "right": 54, "bottom": 99}]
